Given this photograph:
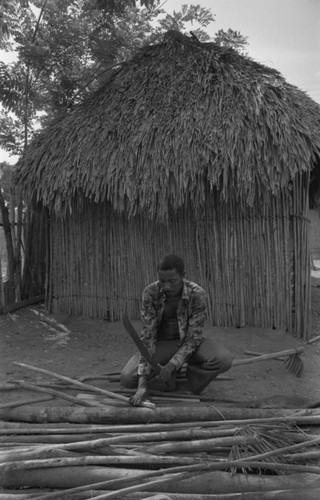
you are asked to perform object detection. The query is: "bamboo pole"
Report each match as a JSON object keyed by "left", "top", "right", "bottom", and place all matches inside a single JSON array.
[
  {"left": 281, "top": 192, "right": 290, "bottom": 330},
  {"left": 2, "top": 487, "right": 320, "bottom": 500},
  {"left": 236, "top": 435, "right": 320, "bottom": 464},
  {"left": 3, "top": 461, "right": 320, "bottom": 496},
  {"left": 92, "top": 489, "right": 320, "bottom": 500},
  {"left": 286, "top": 450, "right": 320, "bottom": 461},
  {"left": 0, "top": 427, "right": 257, "bottom": 461},
  {"left": 70, "top": 470, "right": 196, "bottom": 500},
  {"left": 0, "top": 396, "right": 53, "bottom": 409},
  {"left": 0, "top": 455, "right": 204, "bottom": 472},
  {"left": 293, "top": 176, "right": 300, "bottom": 334},
  {"left": 1, "top": 405, "right": 320, "bottom": 425},
  {"left": 0, "top": 421, "right": 239, "bottom": 434},
  {"left": 302, "top": 172, "right": 311, "bottom": 339},
  {"left": 30, "top": 467, "right": 204, "bottom": 500},
  {"left": 140, "top": 434, "right": 259, "bottom": 455},
  {"left": 13, "top": 362, "right": 155, "bottom": 409},
  {"left": 0, "top": 433, "right": 114, "bottom": 444},
  {"left": 11, "top": 381, "right": 102, "bottom": 408}
]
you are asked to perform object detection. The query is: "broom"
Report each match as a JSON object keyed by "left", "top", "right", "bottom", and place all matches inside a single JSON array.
[{"left": 236, "top": 347, "right": 304, "bottom": 377}]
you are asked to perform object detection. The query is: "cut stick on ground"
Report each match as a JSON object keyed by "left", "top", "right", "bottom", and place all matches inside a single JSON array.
[
  {"left": 244, "top": 350, "right": 286, "bottom": 360},
  {"left": 0, "top": 383, "right": 21, "bottom": 391},
  {"left": 79, "top": 372, "right": 235, "bottom": 383},
  {"left": 29, "top": 308, "right": 70, "bottom": 334},
  {"left": 140, "top": 435, "right": 259, "bottom": 455},
  {"left": 12, "top": 381, "right": 103, "bottom": 408},
  {"left": 13, "top": 362, "right": 155, "bottom": 410},
  {"left": 0, "top": 432, "right": 116, "bottom": 445},
  {"left": 0, "top": 425, "right": 239, "bottom": 439},
  {"left": 0, "top": 396, "right": 53, "bottom": 409},
  {"left": 9, "top": 380, "right": 91, "bottom": 392},
  {"left": 83, "top": 470, "right": 206, "bottom": 500},
  {"left": 119, "top": 390, "right": 201, "bottom": 403},
  {"left": 79, "top": 375, "right": 119, "bottom": 382},
  {"left": 76, "top": 394, "right": 130, "bottom": 407},
  {"left": 0, "top": 427, "right": 255, "bottom": 460},
  {"left": 286, "top": 450, "right": 320, "bottom": 461},
  {"left": 24, "top": 465, "right": 205, "bottom": 500},
  {"left": 0, "top": 421, "right": 239, "bottom": 434},
  {"left": 308, "top": 334, "right": 320, "bottom": 344},
  {"left": 0, "top": 455, "right": 207, "bottom": 471}
]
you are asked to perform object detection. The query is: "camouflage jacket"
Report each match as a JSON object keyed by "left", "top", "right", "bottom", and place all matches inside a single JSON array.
[{"left": 137, "top": 279, "right": 207, "bottom": 376}]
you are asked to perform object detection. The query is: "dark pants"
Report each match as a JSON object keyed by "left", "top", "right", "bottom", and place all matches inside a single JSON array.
[{"left": 120, "top": 338, "right": 233, "bottom": 394}]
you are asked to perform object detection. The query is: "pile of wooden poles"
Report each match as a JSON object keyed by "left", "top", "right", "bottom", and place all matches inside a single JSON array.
[{"left": 1, "top": 363, "right": 320, "bottom": 499}]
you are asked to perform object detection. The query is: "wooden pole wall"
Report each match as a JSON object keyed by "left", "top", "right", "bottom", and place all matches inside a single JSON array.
[{"left": 47, "top": 176, "right": 311, "bottom": 338}]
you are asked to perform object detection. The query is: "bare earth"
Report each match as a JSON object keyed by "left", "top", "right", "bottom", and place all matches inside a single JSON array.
[{"left": 1, "top": 283, "right": 320, "bottom": 410}]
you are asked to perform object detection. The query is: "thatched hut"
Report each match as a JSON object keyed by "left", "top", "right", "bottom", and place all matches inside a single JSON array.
[{"left": 15, "top": 31, "right": 320, "bottom": 338}]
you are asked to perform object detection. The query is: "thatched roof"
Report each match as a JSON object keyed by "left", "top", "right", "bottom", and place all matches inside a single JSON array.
[{"left": 15, "top": 30, "right": 320, "bottom": 219}]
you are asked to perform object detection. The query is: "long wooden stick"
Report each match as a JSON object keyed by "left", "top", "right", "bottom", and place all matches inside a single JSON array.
[
  {"left": 13, "top": 362, "right": 155, "bottom": 409},
  {"left": 32, "top": 470, "right": 197, "bottom": 500},
  {"left": 0, "top": 396, "right": 53, "bottom": 409},
  {"left": 0, "top": 427, "right": 239, "bottom": 449},
  {"left": 233, "top": 347, "right": 304, "bottom": 365},
  {"left": 236, "top": 435, "right": 320, "bottom": 463},
  {"left": 125, "top": 490, "right": 320, "bottom": 500},
  {"left": 85, "top": 470, "right": 203, "bottom": 500},
  {"left": 20, "top": 466, "right": 205, "bottom": 500},
  {"left": 0, "top": 427, "right": 247, "bottom": 461},
  {"left": 5, "top": 460, "right": 320, "bottom": 500},
  {"left": 0, "top": 421, "right": 238, "bottom": 434},
  {"left": 140, "top": 435, "right": 259, "bottom": 455},
  {"left": 2, "top": 487, "right": 320, "bottom": 500},
  {"left": 3, "top": 403, "right": 320, "bottom": 425},
  {"left": 12, "top": 381, "right": 100, "bottom": 408},
  {"left": 0, "top": 455, "right": 203, "bottom": 472},
  {"left": 308, "top": 334, "right": 320, "bottom": 344}
]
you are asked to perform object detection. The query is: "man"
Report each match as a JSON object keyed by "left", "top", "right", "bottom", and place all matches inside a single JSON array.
[{"left": 121, "top": 254, "right": 233, "bottom": 406}]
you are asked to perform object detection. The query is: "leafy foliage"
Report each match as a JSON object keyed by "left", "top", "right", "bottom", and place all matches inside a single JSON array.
[
  {"left": 0, "top": 62, "right": 23, "bottom": 111},
  {"left": 0, "top": 0, "right": 248, "bottom": 158},
  {"left": 157, "top": 4, "right": 214, "bottom": 42},
  {"left": 0, "top": 161, "right": 15, "bottom": 200},
  {"left": 214, "top": 28, "right": 248, "bottom": 55},
  {"left": 96, "top": 0, "right": 158, "bottom": 11}
]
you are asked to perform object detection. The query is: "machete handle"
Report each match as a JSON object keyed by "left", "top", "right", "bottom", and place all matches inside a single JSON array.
[{"left": 122, "top": 314, "right": 176, "bottom": 391}]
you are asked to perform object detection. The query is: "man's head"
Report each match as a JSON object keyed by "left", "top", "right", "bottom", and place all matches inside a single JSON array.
[{"left": 157, "top": 254, "right": 185, "bottom": 297}]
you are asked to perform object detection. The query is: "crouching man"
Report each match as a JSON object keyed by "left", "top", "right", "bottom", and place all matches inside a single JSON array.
[{"left": 121, "top": 254, "right": 233, "bottom": 406}]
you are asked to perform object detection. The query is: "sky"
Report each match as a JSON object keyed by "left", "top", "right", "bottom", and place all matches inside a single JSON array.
[
  {"left": 1, "top": 0, "right": 319, "bottom": 164},
  {"left": 165, "top": 0, "right": 320, "bottom": 102}
]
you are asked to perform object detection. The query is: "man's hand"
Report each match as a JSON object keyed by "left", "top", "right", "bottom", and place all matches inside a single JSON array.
[
  {"left": 158, "top": 361, "right": 176, "bottom": 383},
  {"left": 129, "top": 374, "right": 148, "bottom": 407}
]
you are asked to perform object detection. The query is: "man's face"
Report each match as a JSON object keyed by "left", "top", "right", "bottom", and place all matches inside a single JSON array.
[{"left": 158, "top": 268, "right": 183, "bottom": 297}]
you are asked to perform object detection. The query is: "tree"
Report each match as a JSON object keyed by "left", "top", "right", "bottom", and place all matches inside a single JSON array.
[
  {"left": 0, "top": 162, "right": 16, "bottom": 304},
  {"left": 214, "top": 28, "right": 248, "bottom": 55},
  {"left": 0, "top": 1, "right": 247, "bottom": 156}
]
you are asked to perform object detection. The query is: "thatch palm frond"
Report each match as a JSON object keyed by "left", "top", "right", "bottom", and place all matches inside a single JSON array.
[{"left": 14, "top": 30, "right": 320, "bottom": 219}]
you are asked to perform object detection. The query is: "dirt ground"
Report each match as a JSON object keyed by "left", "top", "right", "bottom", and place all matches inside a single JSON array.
[{"left": 1, "top": 282, "right": 320, "bottom": 410}]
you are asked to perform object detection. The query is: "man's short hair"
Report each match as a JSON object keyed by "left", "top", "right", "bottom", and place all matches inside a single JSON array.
[{"left": 157, "top": 254, "right": 185, "bottom": 275}]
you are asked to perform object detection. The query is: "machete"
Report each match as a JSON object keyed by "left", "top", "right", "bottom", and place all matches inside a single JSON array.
[
  {"left": 122, "top": 314, "right": 161, "bottom": 374},
  {"left": 122, "top": 314, "right": 176, "bottom": 390}
]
